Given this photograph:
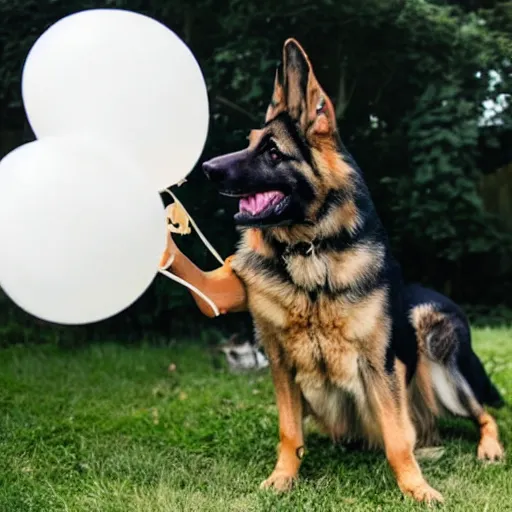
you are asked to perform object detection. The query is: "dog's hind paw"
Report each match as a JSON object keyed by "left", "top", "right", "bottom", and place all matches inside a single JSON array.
[
  {"left": 478, "top": 436, "right": 505, "bottom": 462},
  {"left": 260, "top": 470, "right": 297, "bottom": 492},
  {"left": 400, "top": 481, "right": 444, "bottom": 505}
]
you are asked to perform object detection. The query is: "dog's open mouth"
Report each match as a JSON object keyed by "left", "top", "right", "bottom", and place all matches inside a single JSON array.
[
  {"left": 218, "top": 187, "right": 293, "bottom": 225},
  {"left": 234, "top": 190, "right": 290, "bottom": 223},
  {"left": 240, "top": 191, "right": 284, "bottom": 216}
]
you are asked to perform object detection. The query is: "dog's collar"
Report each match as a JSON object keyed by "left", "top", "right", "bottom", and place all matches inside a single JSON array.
[
  {"left": 279, "top": 238, "right": 330, "bottom": 263},
  {"left": 282, "top": 239, "right": 320, "bottom": 258}
]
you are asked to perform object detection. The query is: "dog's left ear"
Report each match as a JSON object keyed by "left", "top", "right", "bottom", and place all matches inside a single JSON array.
[
  {"left": 265, "top": 63, "right": 285, "bottom": 123},
  {"left": 282, "top": 38, "right": 336, "bottom": 136}
]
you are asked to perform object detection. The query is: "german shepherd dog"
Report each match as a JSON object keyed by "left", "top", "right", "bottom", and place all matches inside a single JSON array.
[{"left": 165, "top": 39, "right": 505, "bottom": 504}]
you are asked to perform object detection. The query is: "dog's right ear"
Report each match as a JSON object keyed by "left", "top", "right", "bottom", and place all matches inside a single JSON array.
[{"left": 265, "top": 62, "right": 285, "bottom": 122}]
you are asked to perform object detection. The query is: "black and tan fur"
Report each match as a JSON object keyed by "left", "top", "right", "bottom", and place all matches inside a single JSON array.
[
  {"left": 171, "top": 39, "right": 505, "bottom": 504},
  {"left": 405, "top": 284, "right": 504, "bottom": 458}
]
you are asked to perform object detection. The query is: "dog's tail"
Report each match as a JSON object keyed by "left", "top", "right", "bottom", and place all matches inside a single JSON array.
[{"left": 469, "top": 351, "right": 505, "bottom": 409}]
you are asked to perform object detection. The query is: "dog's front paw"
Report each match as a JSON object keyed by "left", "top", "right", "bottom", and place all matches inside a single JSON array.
[
  {"left": 478, "top": 436, "right": 505, "bottom": 462},
  {"left": 400, "top": 480, "right": 444, "bottom": 505},
  {"left": 259, "top": 470, "right": 297, "bottom": 492}
]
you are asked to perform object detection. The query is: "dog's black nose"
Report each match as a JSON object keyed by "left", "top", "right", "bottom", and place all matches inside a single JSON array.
[
  {"left": 202, "top": 160, "right": 226, "bottom": 183},
  {"left": 203, "top": 150, "right": 248, "bottom": 184}
]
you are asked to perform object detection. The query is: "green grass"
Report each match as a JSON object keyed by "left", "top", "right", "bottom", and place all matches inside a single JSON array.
[{"left": 0, "top": 328, "right": 511, "bottom": 512}]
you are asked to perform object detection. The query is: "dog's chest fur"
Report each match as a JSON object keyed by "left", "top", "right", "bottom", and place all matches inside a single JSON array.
[{"left": 232, "top": 236, "right": 390, "bottom": 437}]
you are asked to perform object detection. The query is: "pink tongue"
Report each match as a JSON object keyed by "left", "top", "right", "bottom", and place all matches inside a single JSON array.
[{"left": 239, "top": 191, "right": 284, "bottom": 216}]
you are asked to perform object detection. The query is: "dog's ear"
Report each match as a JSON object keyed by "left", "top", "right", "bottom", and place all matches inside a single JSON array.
[
  {"left": 282, "top": 38, "right": 336, "bottom": 136},
  {"left": 265, "top": 62, "right": 285, "bottom": 122}
]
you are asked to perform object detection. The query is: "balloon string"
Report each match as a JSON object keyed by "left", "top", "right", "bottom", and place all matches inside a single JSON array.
[
  {"left": 160, "top": 187, "right": 222, "bottom": 317},
  {"left": 164, "top": 189, "right": 224, "bottom": 265},
  {"left": 158, "top": 267, "right": 220, "bottom": 317}
]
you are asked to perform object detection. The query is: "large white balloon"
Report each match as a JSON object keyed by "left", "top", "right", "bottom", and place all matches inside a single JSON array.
[
  {"left": 22, "top": 9, "right": 209, "bottom": 191},
  {"left": 0, "top": 137, "right": 166, "bottom": 324}
]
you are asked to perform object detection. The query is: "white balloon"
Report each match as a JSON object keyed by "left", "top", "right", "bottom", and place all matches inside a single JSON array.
[
  {"left": 0, "top": 137, "right": 166, "bottom": 324},
  {"left": 22, "top": 9, "right": 209, "bottom": 191}
]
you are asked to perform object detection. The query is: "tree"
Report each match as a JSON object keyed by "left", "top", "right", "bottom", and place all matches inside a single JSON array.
[{"left": 0, "top": 0, "right": 510, "bottom": 339}]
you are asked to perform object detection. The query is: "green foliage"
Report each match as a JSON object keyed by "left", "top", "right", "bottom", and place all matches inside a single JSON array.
[
  {"left": 0, "top": 0, "right": 511, "bottom": 337},
  {"left": 383, "top": 82, "right": 507, "bottom": 262}
]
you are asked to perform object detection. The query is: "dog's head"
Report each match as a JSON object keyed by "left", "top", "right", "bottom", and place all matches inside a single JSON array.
[{"left": 203, "top": 39, "right": 352, "bottom": 229}]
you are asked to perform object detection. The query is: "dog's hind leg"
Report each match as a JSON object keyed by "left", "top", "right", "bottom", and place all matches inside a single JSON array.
[
  {"left": 408, "top": 354, "right": 441, "bottom": 448},
  {"left": 414, "top": 307, "right": 505, "bottom": 462},
  {"left": 461, "top": 351, "right": 504, "bottom": 461},
  {"left": 431, "top": 360, "right": 504, "bottom": 461},
  {"left": 476, "top": 409, "right": 504, "bottom": 462}
]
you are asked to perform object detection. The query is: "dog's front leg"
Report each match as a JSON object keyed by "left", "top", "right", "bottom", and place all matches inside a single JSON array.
[
  {"left": 160, "top": 233, "right": 247, "bottom": 317},
  {"left": 370, "top": 360, "right": 444, "bottom": 505},
  {"left": 260, "top": 353, "right": 304, "bottom": 492}
]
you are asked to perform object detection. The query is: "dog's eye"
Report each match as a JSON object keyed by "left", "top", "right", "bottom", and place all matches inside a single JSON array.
[{"left": 268, "top": 146, "right": 282, "bottom": 164}]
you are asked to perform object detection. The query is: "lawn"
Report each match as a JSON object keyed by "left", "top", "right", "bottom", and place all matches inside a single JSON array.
[{"left": 0, "top": 328, "right": 511, "bottom": 512}]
